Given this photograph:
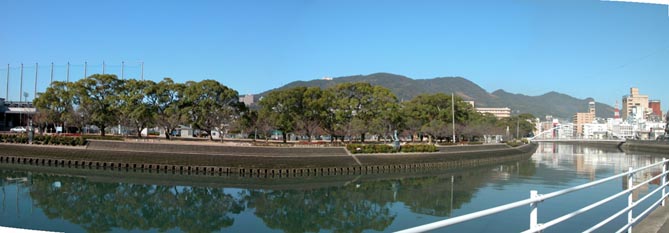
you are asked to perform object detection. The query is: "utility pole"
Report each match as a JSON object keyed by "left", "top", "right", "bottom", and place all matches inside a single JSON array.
[
  {"left": 121, "top": 61, "right": 124, "bottom": 80},
  {"left": 66, "top": 62, "right": 70, "bottom": 83},
  {"left": 452, "top": 92, "right": 456, "bottom": 143},
  {"left": 50, "top": 62, "right": 54, "bottom": 84},
  {"left": 34, "top": 63, "right": 38, "bottom": 101},
  {"left": 5, "top": 64, "right": 9, "bottom": 100},
  {"left": 19, "top": 63, "right": 23, "bottom": 102},
  {"left": 516, "top": 118, "right": 520, "bottom": 139},
  {"left": 102, "top": 61, "right": 105, "bottom": 74},
  {"left": 141, "top": 62, "right": 144, "bottom": 80},
  {"left": 84, "top": 61, "right": 87, "bottom": 79}
]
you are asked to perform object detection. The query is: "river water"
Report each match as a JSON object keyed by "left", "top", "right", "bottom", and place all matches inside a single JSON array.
[{"left": 0, "top": 142, "right": 666, "bottom": 233}]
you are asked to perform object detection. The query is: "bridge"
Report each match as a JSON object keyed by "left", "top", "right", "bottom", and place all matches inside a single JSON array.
[{"left": 528, "top": 124, "right": 626, "bottom": 143}]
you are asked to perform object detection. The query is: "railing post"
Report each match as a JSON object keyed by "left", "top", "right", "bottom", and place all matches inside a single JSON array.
[
  {"left": 663, "top": 158, "right": 667, "bottom": 207},
  {"left": 530, "top": 190, "right": 539, "bottom": 232},
  {"left": 627, "top": 166, "right": 634, "bottom": 233}
]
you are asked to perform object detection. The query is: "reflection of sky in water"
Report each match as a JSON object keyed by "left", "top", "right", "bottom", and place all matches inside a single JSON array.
[{"left": 0, "top": 142, "right": 666, "bottom": 232}]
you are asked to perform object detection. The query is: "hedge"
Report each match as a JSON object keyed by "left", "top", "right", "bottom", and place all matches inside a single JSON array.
[
  {"left": 0, "top": 134, "right": 86, "bottom": 146},
  {"left": 346, "top": 143, "right": 438, "bottom": 154}
]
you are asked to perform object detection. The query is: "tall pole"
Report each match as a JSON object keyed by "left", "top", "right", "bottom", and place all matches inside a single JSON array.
[
  {"left": 102, "top": 60, "right": 105, "bottom": 74},
  {"left": 50, "top": 62, "right": 54, "bottom": 84},
  {"left": 141, "top": 62, "right": 144, "bottom": 80},
  {"left": 19, "top": 63, "right": 23, "bottom": 102},
  {"left": 34, "top": 63, "right": 38, "bottom": 101},
  {"left": 84, "top": 61, "right": 87, "bottom": 79},
  {"left": 121, "top": 61, "right": 124, "bottom": 79},
  {"left": 66, "top": 62, "right": 70, "bottom": 83},
  {"left": 452, "top": 92, "right": 456, "bottom": 143},
  {"left": 516, "top": 118, "right": 520, "bottom": 139},
  {"left": 5, "top": 64, "right": 9, "bottom": 100}
]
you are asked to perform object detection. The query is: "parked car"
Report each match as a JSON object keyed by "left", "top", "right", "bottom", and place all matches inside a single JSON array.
[{"left": 9, "top": 126, "right": 27, "bottom": 133}]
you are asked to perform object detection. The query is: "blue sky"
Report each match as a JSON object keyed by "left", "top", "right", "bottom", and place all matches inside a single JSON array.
[{"left": 1, "top": 0, "right": 668, "bottom": 113}]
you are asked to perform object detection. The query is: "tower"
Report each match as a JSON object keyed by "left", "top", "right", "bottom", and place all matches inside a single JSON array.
[{"left": 614, "top": 101, "right": 620, "bottom": 119}]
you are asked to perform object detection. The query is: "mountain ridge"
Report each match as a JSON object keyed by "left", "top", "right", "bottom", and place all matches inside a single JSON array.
[{"left": 257, "top": 73, "right": 614, "bottom": 120}]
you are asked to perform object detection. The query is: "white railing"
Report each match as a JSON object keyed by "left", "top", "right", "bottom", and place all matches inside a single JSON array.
[{"left": 397, "top": 158, "right": 669, "bottom": 233}]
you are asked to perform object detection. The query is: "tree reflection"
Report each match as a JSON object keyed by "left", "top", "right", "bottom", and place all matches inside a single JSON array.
[
  {"left": 0, "top": 158, "right": 536, "bottom": 233},
  {"left": 248, "top": 187, "right": 395, "bottom": 233},
  {"left": 25, "top": 174, "right": 245, "bottom": 233}
]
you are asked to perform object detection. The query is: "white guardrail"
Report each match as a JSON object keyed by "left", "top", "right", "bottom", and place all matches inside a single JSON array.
[{"left": 397, "top": 158, "right": 669, "bottom": 233}]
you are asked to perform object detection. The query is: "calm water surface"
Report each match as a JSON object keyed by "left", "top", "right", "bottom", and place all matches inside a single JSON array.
[{"left": 0, "top": 142, "right": 665, "bottom": 232}]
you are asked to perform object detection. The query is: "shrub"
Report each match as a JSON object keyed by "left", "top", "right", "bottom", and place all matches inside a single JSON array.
[
  {"left": 400, "top": 144, "right": 438, "bottom": 153},
  {"left": 82, "top": 135, "right": 124, "bottom": 141},
  {"left": 347, "top": 144, "right": 396, "bottom": 154}
]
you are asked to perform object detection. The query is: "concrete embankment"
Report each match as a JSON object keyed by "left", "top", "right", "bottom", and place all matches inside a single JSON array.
[
  {"left": 0, "top": 141, "right": 538, "bottom": 177},
  {"left": 621, "top": 140, "right": 669, "bottom": 154}
]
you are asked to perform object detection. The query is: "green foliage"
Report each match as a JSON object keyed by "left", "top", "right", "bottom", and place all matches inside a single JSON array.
[
  {"left": 347, "top": 144, "right": 396, "bottom": 154},
  {"left": 399, "top": 144, "right": 438, "bottom": 153},
  {"left": 0, "top": 134, "right": 86, "bottom": 146},
  {"left": 261, "top": 72, "right": 614, "bottom": 119},
  {"left": 346, "top": 143, "right": 437, "bottom": 154}
]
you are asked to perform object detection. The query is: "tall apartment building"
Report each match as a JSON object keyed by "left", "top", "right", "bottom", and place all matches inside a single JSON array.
[
  {"left": 573, "top": 101, "right": 596, "bottom": 137},
  {"left": 622, "top": 88, "right": 648, "bottom": 121}
]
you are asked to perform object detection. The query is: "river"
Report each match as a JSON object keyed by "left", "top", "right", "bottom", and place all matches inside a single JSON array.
[{"left": 0, "top": 142, "right": 665, "bottom": 232}]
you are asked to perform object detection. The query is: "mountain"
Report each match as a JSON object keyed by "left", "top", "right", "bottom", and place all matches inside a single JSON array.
[{"left": 258, "top": 73, "right": 614, "bottom": 120}]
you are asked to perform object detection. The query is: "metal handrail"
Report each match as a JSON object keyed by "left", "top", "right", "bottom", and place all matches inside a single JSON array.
[{"left": 396, "top": 158, "right": 668, "bottom": 233}]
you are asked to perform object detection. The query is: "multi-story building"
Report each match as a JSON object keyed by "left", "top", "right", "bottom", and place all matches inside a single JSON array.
[
  {"left": 649, "top": 100, "right": 662, "bottom": 118},
  {"left": 476, "top": 107, "right": 511, "bottom": 118},
  {"left": 573, "top": 101, "right": 596, "bottom": 137},
  {"left": 622, "top": 88, "right": 649, "bottom": 121}
]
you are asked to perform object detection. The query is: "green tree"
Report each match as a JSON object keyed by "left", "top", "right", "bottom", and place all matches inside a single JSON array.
[
  {"left": 182, "top": 80, "right": 239, "bottom": 140},
  {"left": 330, "top": 83, "right": 398, "bottom": 143},
  {"left": 146, "top": 78, "right": 186, "bottom": 140},
  {"left": 70, "top": 74, "right": 122, "bottom": 136},
  {"left": 119, "top": 79, "right": 156, "bottom": 138},
  {"left": 33, "top": 81, "right": 74, "bottom": 133},
  {"left": 258, "top": 87, "right": 305, "bottom": 143}
]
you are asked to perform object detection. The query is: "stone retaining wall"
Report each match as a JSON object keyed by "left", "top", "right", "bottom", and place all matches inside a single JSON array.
[{"left": 0, "top": 143, "right": 538, "bottom": 178}]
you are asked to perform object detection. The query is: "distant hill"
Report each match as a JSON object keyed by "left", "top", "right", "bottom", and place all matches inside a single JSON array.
[{"left": 258, "top": 73, "right": 614, "bottom": 120}]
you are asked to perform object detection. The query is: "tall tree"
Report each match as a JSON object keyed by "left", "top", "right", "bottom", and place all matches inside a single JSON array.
[
  {"left": 258, "top": 87, "right": 305, "bottom": 143},
  {"left": 33, "top": 81, "right": 74, "bottom": 133},
  {"left": 119, "top": 79, "right": 156, "bottom": 138},
  {"left": 330, "top": 83, "right": 398, "bottom": 142},
  {"left": 70, "top": 74, "right": 122, "bottom": 136},
  {"left": 182, "top": 80, "right": 239, "bottom": 140},
  {"left": 146, "top": 78, "right": 185, "bottom": 140}
]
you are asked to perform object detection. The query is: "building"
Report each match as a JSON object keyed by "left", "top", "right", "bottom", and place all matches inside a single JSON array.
[
  {"left": 573, "top": 101, "right": 596, "bottom": 137},
  {"left": 649, "top": 100, "right": 662, "bottom": 117},
  {"left": 476, "top": 107, "right": 511, "bottom": 118},
  {"left": 0, "top": 99, "right": 37, "bottom": 131},
  {"left": 239, "top": 94, "right": 255, "bottom": 106},
  {"left": 622, "top": 88, "right": 649, "bottom": 121}
]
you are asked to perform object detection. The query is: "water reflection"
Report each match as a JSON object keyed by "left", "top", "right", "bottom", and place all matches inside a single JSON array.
[
  {"left": 0, "top": 158, "right": 536, "bottom": 232},
  {"left": 1, "top": 143, "right": 665, "bottom": 232}
]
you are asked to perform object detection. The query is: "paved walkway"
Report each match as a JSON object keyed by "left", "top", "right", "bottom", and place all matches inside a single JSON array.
[{"left": 636, "top": 201, "right": 669, "bottom": 233}]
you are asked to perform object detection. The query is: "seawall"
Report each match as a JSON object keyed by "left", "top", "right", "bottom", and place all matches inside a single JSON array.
[
  {"left": 0, "top": 141, "right": 538, "bottom": 177},
  {"left": 621, "top": 140, "right": 669, "bottom": 154}
]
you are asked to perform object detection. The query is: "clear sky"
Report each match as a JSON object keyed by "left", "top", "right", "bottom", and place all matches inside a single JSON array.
[{"left": 1, "top": 0, "right": 668, "bottom": 113}]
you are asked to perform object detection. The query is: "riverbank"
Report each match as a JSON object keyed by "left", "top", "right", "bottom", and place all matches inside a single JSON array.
[
  {"left": 0, "top": 140, "right": 537, "bottom": 177},
  {"left": 621, "top": 140, "right": 669, "bottom": 154}
]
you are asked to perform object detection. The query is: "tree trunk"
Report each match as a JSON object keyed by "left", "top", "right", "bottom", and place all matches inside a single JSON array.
[
  {"left": 164, "top": 127, "right": 171, "bottom": 140},
  {"left": 282, "top": 132, "right": 287, "bottom": 143},
  {"left": 361, "top": 133, "right": 365, "bottom": 143},
  {"left": 100, "top": 126, "right": 106, "bottom": 136}
]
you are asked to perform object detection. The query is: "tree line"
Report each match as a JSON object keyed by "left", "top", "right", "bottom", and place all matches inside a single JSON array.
[{"left": 33, "top": 74, "right": 535, "bottom": 142}]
